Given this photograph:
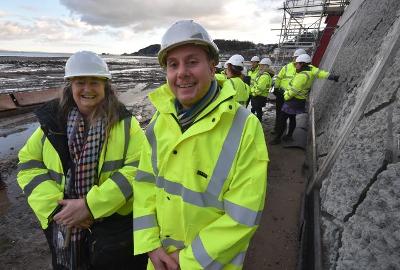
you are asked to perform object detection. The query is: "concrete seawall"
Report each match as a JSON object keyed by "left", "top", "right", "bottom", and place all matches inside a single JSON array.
[{"left": 308, "top": 0, "right": 400, "bottom": 269}]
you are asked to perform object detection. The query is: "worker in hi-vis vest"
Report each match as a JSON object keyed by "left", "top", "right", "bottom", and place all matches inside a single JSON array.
[{"left": 133, "top": 19, "right": 269, "bottom": 270}]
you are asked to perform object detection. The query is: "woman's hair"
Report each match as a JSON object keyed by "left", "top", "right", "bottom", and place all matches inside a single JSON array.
[
  {"left": 228, "top": 64, "right": 243, "bottom": 77},
  {"left": 59, "top": 79, "right": 124, "bottom": 135}
]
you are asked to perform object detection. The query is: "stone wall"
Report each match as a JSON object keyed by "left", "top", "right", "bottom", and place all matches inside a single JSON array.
[{"left": 309, "top": 0, "right": 400, "bottom": 269}]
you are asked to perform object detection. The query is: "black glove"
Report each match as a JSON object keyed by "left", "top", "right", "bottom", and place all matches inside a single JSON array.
[{"left": 328, "top": 74, "right": 339, "bottom": 82}]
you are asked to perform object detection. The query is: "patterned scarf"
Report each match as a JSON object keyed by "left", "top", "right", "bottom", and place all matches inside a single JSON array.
[
  {"left": 52, "top": 107, "right": 105, "bottom": 269},
  {"left": 175, "top": 80, "right": 219, "bottom": 131}
]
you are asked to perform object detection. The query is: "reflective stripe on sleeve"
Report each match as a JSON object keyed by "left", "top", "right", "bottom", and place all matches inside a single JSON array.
[
  {"left": 23, "top": 173, "right": 52, "bottom": 197},
  {"left": 192, "top": 236, "right": 223, "bottom": 270},
  {"left": 136, "top": 170, "right": 156, "bottom": 183},
  {"left": 161, "top": 238, "right": 185, "bottom": 249},
  {"left": 110, "top": 171, "right": 132, "bottom": 200},
  {"left": 125, "top": 160, "right": 139, "bottom": 167},
  {"left": 224, "top": 199, "right": 262, "bottom": 226},
  {"left": 206, "top": 106, "right": 250, "bottom": 197},
  {"left": 133, "top": 214, "right": 157, "bottom": 231},
  {"left": 18, "top": 160, "right": 46, "bottom": 171}
]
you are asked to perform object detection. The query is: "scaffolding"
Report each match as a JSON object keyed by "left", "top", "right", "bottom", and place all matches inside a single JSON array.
[{"left": 273, "top": 0, "right": 350, "bottom": 66}]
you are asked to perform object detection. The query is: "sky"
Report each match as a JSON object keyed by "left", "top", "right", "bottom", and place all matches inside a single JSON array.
[{"left": 0, "top": 0, "right": 284, "bottom": 55}]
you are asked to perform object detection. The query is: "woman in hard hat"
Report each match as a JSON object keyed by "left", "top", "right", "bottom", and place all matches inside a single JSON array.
[
  {"left": 133, "top": 20, "right": 268, "bottom": 270},
  {"left": 17, "top": 51, "right": 148, "bottom": 269},
  {"left": 270, "top": 53, "right": 339, "bottom": 144},
  {"left": 250, "top": 57, "right": 273, "bottom": 121},
  {"left": 220, "top": 54, "right": 251, "bottom": 106}
]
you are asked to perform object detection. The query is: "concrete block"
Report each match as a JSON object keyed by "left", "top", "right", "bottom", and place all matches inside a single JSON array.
[
  {"left": 321, "top": 108, "right": 388, "bottom": 220},
  {"left": 336, "top": 164, "right": 400, "bottom": 270}
]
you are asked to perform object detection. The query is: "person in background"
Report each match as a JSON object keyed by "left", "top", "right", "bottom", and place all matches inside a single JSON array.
[
  {"left": 133, "top": 19, "right": 268, "bottom": 270},
  {"left": 248, "top": 55, "right": 260, "bottom": 87},
  {"left": 272, "top": 48, "right": 306, "bottom": 134},
  {"left": 215, "top": 61, "right": 227, "bottom": 87},
  {"left": 270, "top": 54, "right": 339, "bottom": 144},
  {"left": 250, "top": 57, "right": 273, "bottom": 121},
  {"left": 225, "top": 54, "right": 250, "bottom": 106},
  {"left": 17, "top": 51, "right": 148, "bottom": 269},
  {"left": 215, "top": 62, "right": 224, "bottom": 74}
]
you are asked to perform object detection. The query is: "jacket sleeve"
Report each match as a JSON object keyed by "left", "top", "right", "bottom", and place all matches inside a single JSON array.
[
  {"left": 86, "top": 117, "right": 146, "bottom": 218},
  {"left": 133, "top": 117, "right": 162, "bottom": 255},
  {"left": 284, "top": 73, "right": 308, "bottom": 100},
  {"left": 311, "top": 66, "right": 330, "bottom": 79},
  {"left": 17, "top": 127, "right": 63, "bottom": 229},
  {"left": 179, "top": 116, "right": 269, "bottom": 269},
  {"left": 274, "top": 66, "right": 286, "bottom": 89}
]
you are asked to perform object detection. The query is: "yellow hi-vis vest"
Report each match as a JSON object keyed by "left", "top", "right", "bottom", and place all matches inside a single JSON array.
[
  {"left": 133, "top": 82, "right": 269, "bottom": 270},
  {"left": 17, "top": 116, "right": 146, "bottom": 229},
  {"left": 247, "top": 66, "right": 259, "bottom": 87},
  {"left": 226, "top": 77, "right": 250, "bottom": 105},
  {"left": 250, "top": 71, "right": 272, "bottom": 97},
  {"left": 275, "top": 62, "right": 296, "bottom": 91}
]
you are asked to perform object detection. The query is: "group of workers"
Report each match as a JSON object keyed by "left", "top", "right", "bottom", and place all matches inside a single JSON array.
[
  {"left": 16, "top": 18, "right": 338, "bottom": 270},
  {"left": 214, "top": 47, "right": 339, "bottom": 145}
]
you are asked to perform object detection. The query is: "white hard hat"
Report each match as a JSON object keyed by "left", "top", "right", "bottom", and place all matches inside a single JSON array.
[
  {"left": 250, "top": 56, "right": 260, "bottom": 62},
  {"left": 158, "top": 20, "right": 219, "bottom": 67},
  {"left": 215, "top": 62, "right": 223, "bottom": 69},
  {"left": 227, "top": 54, "right": 244, "bottom": 67},
  {"left": 259, "top": 57, "right": 273, "bottom": 66},
  {"left": 295, "top": 54, "right": 312, "bottom": 63},
  {"left": 64, "top": 51, "right": 111, "bottom": 79},
  {"left": 241, "top": 66, "right": 248, "bottom": 76},
  {"left": 293, "top": 48, "right": 307, "bottom": 57}
]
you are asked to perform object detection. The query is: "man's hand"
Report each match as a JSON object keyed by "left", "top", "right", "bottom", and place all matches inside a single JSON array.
[
  {"left": 53, "top": 198, "right": 91, "bottom": 228},
  {"left": 328, "top": 74, "right": 340, "bottom": 82},
  {"left": 148, "top": 247, "right": 179, "bottom": 270}
]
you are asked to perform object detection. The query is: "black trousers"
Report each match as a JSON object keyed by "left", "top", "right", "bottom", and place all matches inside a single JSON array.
[
  {"left": 275, "top": 111, "right": 296, "bottom": 139},
  {"left": 251, "top": 96, "right": 267, "bottom": 121},
  {"left": 274, "top": 88, "right": 285, "bottom": 131}
]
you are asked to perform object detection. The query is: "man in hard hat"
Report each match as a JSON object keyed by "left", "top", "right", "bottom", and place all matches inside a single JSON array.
[
  {"left": 248, "top": 56, "right": 260, "bottom": 86},
  {"left": 250, "top": 57, "right": 273, "bottom": 121},
  {"left": 272, "top": 48, "right": 306, "bottom": 134},
  {"left": 133, "top": 20, "right": 268, "bottom": 270},
  {"left": 224, "top": 54, "right": 251, "bottom": 105},
  {"left": 270, "top": 54, "right": 339, "bottom": 144}
]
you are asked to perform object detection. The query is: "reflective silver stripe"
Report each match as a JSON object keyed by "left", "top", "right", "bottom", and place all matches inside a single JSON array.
[
  {"left": 48, "top": 170, "right": 63, "bottom": 185},
  {"left": 123, "top": 117, "right": 131, "bottom": 161},
  {"left": 206, "top": 106, "right": 250, "bottom": 197},
  {"left": 136, "top": 170, "right": 156, "bottom": 183},
  {"left": 145, "top": 115, "right": 159, "bottom": 175},
  {"left": 230, "top": 251, "right": 246, "bottom": 266},
  {"left": 102, "top": 159, "right": 124, "bottom": 172},
  {"left": 156, "top": 176, "right": 223, "bottom": 209},
  {"left": 110, "top": 171, "right": 132, "bottom": 200},
  {"left": 133, "top": 214, "right": 157, "bottom": 231},
  {"left": 126, "top": 160, "right": 139, "bottom": 167},
  {"left": 224, "top": 199, "right": 262, "bottom": 226},
  {"left": 18, "top": 160, "right": 46, "bottom": 171},
  {"left": 161, "top": 238, "right": 185, "bottom": 249},
  {"left": 23, "top": 173, "right": 52, "bottom": 197},
  {"left": 192, "top": 236, "right": 223, "bottom": 270}
]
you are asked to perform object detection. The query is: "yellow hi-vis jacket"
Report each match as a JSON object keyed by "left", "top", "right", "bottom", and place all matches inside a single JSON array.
[
  {"left": 133, "top": 82, "right": 269, "bottom": 270},
  {"left": 247, "top": 66, "right": 259, "bottom": 87},
  {"left": 250, "top": 71, "right": 272, "bottom": 97},
  {"left": 17, "top": 101, "right": 146, "bottom": 229},
  {"left": 215, "top": 73, "right": 227, "bottom": 87},
  {"left": 275, "top": 62, "right": 296, "bottom": 91},
  {"left": 284, "top": 65, "right": 330, "bottom": 101},
  {"left": 225, "top": 77, "right": 250, "bottom": 105}
]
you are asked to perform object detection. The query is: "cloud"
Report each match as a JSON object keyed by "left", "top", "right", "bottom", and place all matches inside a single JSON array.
[{"left": 60, "top": 0, "right": 223, "bottom": 30}]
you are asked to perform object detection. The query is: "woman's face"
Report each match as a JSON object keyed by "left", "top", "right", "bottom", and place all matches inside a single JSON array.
[{"left": 71, "top": 77, "right": 106, "bottom": 116}]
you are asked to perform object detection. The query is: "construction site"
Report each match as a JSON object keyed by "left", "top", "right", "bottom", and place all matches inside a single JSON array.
[{"left": 1, "top": 0, "right": 400, "bottom": 269}]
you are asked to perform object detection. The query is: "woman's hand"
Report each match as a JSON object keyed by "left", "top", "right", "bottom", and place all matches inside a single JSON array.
[
  {"left": 53, "top": 198, "right": 91, "bottom": 228},
  {"left": 148, "top": 247, "right": 179, "bottom": 270}
]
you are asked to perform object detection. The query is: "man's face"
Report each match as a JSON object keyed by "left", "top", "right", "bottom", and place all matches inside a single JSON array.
[
  {"left": 251, "top": 61, "right": 259, "bottom": 69},
  {"left": 166, "top": 44, "right": 215, "bottom": 109}
]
